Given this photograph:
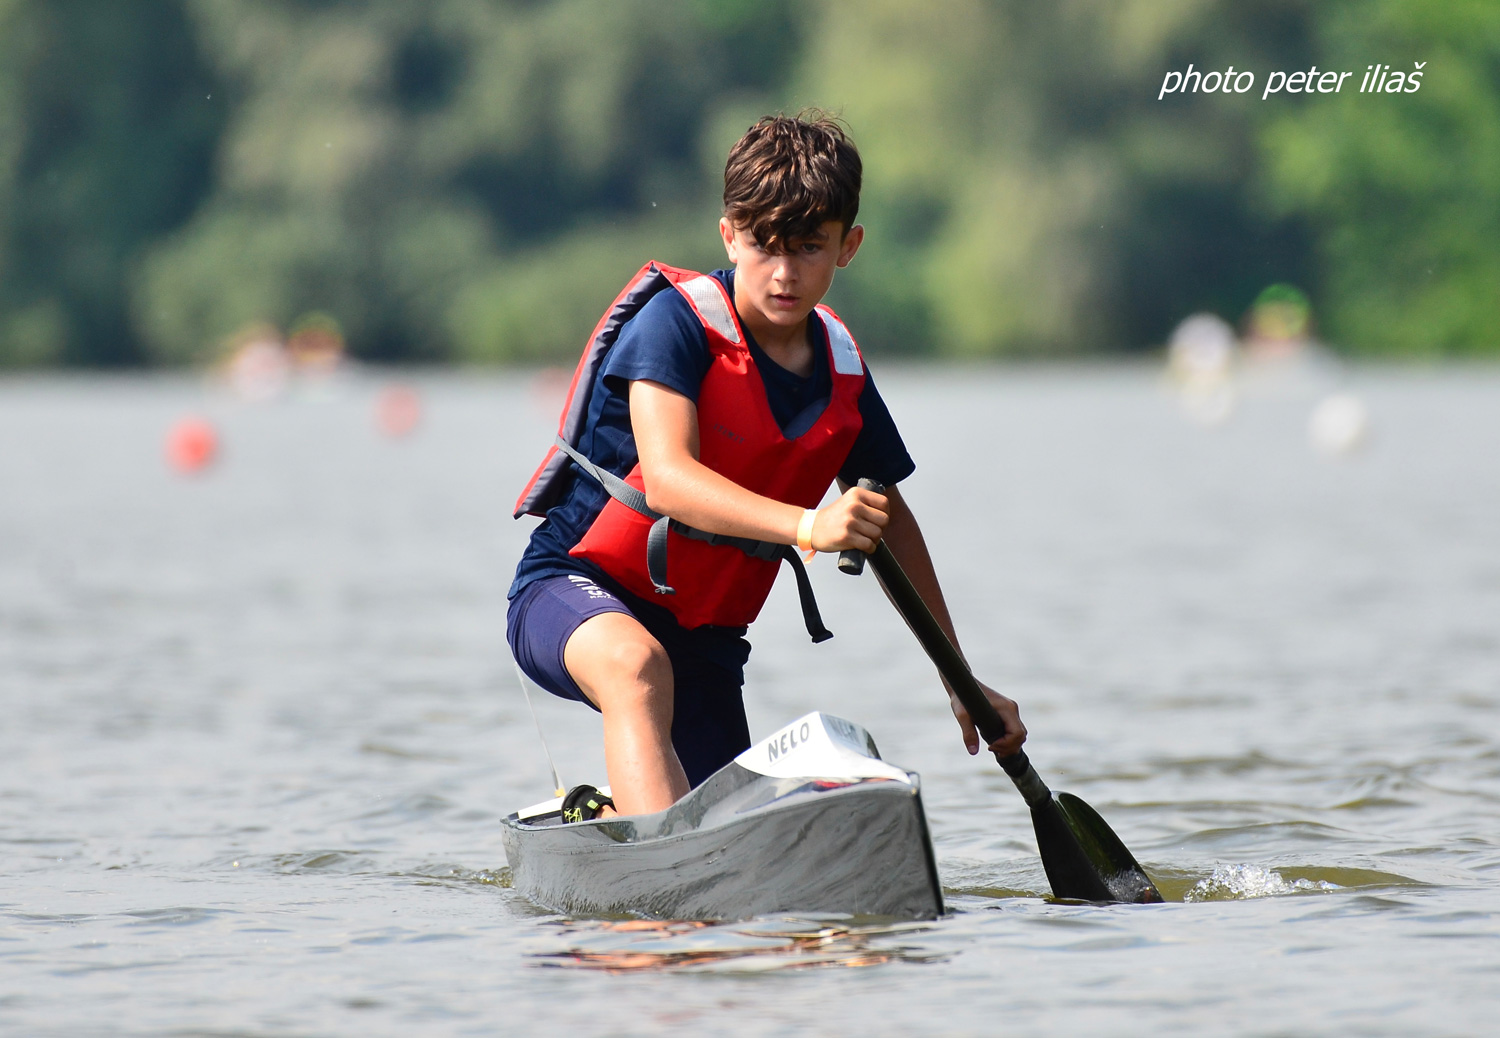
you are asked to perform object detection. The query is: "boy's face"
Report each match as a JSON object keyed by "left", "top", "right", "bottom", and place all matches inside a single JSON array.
[{"left": 718, "top": 218, "right": 864, "bottom": 336}]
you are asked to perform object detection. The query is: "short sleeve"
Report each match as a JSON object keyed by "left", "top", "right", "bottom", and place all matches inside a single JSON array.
[
  {"left": 838, "top": 368, "right": 916, "bottom": 487},
  {"left": 601, "top": 286, "right": 712, "bottom": 401}
]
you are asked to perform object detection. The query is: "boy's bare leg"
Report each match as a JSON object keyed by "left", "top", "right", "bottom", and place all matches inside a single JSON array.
[{"left": 563, "top": 612, "right": 689, "bottom": 816}]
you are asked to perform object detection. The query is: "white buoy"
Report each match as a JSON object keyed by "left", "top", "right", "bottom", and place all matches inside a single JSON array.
[{"left": 1309, "top": 393, "right": 1371, "bottom": 457}]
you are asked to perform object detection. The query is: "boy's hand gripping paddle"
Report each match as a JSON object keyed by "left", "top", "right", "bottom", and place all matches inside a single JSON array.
[{"left": 839, "top": 479, "right": 1163, "bottom": 904}]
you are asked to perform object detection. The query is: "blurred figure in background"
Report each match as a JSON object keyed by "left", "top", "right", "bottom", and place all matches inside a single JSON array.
[
  {"left": 1166, "top": 313, "right": 1238, "bottom": 426},
  {"left": 223, "top": 324, "right": 291, "bottom": 403},
  {"left": 286, "top": 313, "right": 347, "bottom": 381},
  {"left": 1237, "top": 283, "right": 1351, "bottom": 398},
  {"left": 221, "top": 314, "right": 349, "bottom": 403},
  {"left": 1243, "top": 284, "right": 1314, "bottom": 363}
]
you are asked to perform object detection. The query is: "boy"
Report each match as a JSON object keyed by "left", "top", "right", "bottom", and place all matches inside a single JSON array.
[{"left": 509, "top": 114, "right": 1024, "bottom": 819}]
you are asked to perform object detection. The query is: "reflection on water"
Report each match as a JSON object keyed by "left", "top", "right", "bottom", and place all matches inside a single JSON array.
[
  {"left": 2, "top": 369, "right": 1498, "bottom": 1036},
  {"left": 530, "top": 917, "right": 940, "bottom": 973}
]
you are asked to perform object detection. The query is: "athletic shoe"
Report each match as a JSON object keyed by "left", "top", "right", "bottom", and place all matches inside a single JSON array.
[{"left": 561, "top": 784, "right": 615, "bottom": 823}]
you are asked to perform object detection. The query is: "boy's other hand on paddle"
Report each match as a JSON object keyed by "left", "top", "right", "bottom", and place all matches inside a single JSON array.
[
  {"left": 949, "top": 681, "right": 1026, "bottom": 758},
  {"left": 812, "top": 485, "right": 888, "bottom": 553}
]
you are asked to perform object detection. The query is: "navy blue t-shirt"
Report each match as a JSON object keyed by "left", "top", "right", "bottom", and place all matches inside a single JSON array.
[{"left": 510, "top": 269, "right": 915, "bottom": 650}]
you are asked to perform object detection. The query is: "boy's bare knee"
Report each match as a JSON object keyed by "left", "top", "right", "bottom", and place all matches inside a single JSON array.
[
  {"left": 589, "top": 643, "right": 672, "bottom": 717},
  {"left": 563, "top": 614, "right": 673, "bottom": 712},
  {"left": 605, "top": 638, "right": 672, "bottom": 689}
]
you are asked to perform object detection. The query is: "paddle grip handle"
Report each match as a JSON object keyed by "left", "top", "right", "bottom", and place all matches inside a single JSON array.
[{"left": 836, "top": 478, "right": 886, "bottom": 575}]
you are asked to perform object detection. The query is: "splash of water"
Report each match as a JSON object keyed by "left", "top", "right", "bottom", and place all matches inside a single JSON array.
[{"left": 1185, "top": 863, "right": 1340, "bottom": 902}]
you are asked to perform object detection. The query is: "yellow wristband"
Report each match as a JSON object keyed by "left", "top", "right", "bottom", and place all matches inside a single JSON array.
[{"left": 796, "top": 508, "right": 818, "bottom": 554}]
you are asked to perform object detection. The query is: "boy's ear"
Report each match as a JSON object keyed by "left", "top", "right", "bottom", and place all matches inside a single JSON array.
[
  {"left": 836, "top": 224, "right": 864, "bottom": 268},
  {"left": 719, "top": 217, "right": 739, "bottom": 263}
]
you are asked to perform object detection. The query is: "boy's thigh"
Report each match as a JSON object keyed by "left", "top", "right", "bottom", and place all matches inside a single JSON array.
[
  {"left": 508, "top": 572, "right": 750, "bottom": 787},
  {"left": 507, "top": 573, "right": 645, "bottom": 708}
]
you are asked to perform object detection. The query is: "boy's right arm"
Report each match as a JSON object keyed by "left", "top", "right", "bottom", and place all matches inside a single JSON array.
[{"left": 630, "top": 378, "right": 885, "bottom": 552}]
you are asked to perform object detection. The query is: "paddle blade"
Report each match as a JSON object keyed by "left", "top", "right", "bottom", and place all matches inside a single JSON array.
[{"left": 1030, "top": 792, "right": 1163, "bottom": 904}]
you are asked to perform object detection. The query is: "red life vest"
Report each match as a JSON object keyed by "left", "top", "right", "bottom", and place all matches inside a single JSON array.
[{"left": 514, "top": 261, "right": 867, "bottom": 633}]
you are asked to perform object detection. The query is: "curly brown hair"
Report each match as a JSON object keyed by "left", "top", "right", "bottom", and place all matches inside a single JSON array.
[{"left": 722, "top": 112, "right": 862, "bottom": 254}]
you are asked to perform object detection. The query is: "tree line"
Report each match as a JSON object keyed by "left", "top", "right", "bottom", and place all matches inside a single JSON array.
[{"left": 0, "top": 0, "right": 1494, "bottom": 367}]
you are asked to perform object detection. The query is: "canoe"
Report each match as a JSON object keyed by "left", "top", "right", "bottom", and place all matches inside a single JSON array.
[{"left": 501, "top": 712, "right": 944, "bottom": 921}]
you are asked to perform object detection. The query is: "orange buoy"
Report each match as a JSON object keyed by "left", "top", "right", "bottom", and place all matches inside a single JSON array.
[
  {"left": 376, "top": 384, "right": 422, "bottom": 438},
  {"left": 530, "top": 366, "right": 571, "bottom": 416},
  {"left": 166, "top": 417, "right": 219, "bottom": 473}
]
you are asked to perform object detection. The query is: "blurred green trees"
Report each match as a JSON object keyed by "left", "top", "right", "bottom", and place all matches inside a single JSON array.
[
  {"left": 1262, "top": 0, "right": 1500, "bottom": 356},
  {"left": 0, "top": 0, "right": 1495, "bottom": 366},
  {"left": 0, "top": 0, "right": 223, "bottom": 364},
  {"left": 801, "top": 0, "right": 1320, "bottom": 355},
  {"left": 135, "top": 0, "right": 795, "bottom": 364}
]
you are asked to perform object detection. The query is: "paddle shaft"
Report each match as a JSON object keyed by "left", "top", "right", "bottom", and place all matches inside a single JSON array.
[
  {"left": 862, "top": 541, "right": 1036, "bottom": 781},
  {"left": 837, "top": 483, "right": 1163, "bottom": 902},
  {"left": 835, "top": 483, "right": 1022, "bottom": 766}
]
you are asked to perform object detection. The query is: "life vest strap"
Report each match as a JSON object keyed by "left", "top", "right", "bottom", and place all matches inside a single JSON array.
[
  {"left": 667, "top": 525, "right": 831, "bottom": 643},
  {"left": 669, "top": 522, "right": 781, "bottom": 561},
  {"left": 552, "top": 436, "right": 663, "bottom": 523},
  {"left": 776, "top": 544, "right": 834, "bottom": 643},
  {"left": 645, "top": 515, "right": 674, "bottom": 595},
  {"left": 553, "top": 436, "right": 833, "bottom": 643}
]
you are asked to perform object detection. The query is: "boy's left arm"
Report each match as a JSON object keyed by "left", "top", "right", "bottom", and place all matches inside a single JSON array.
[{"left": 858, "top": 482, "right": 1027, "bottom": 758}]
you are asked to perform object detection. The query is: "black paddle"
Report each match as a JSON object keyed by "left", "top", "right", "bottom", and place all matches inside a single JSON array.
[{"left": 838, "top": 479, "right": 1163, "bottom": 904}]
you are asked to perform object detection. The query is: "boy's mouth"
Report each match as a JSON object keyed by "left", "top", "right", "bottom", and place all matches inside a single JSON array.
[{"left": 770, "top": 292, "right": 800, "bottom": 310}]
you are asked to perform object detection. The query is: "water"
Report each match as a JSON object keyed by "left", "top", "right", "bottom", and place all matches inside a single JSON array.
[{"left": 2, "top": 366, "right": 1497, "bottom": 1036}]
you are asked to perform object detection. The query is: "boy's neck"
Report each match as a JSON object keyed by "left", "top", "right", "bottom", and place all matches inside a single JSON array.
[{"left": 732, "top": 284, "right": 815, "bottom": 378}]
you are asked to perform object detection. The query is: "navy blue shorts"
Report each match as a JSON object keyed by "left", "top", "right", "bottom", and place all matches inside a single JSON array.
[{"left": 506, "top": 573, "right": 753, "bottom": 787}]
